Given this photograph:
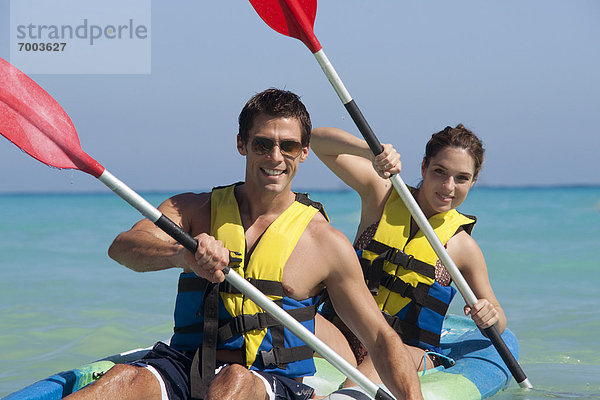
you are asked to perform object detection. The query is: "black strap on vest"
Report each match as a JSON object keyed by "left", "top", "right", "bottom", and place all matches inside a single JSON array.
[
  {"left": 220, "top": 278, "right": 285, "bottom": 297},
  {"left": 382, "top": 311, "right": 441, "bottom": 348},
  {"left": 188, "top": 290, "right": 318, "bottom": 397},
  {"left": 190, "top": 282, "right": 220, "bottom": 399},
  {"left": 363, "top": 240, "right": 435, "bottom": 295},
  {"left": 189, "top": 252, "right": 242, "bottom": 400},
  {"left": 256, "top": 299, "right": 315, "bottom": 369},
  {"left": 379, "top": 275, "right": 449, "bottom": 316},
  {"left": 178, "top": 276, "right": 210, "bottom": 293},
  {"left": 216, "top": 305, "right": 317, "bottom": 343},
  {"left": 174, "top": 282, "right": 305, "bottom": 336},
  {"left": 260, "top": 342, "right": 315, "bottom": 369},
  {"left": 295, "top": 192, "right": 328, "bottom": 220},
  {"left": 361, "top": 240, "right": 435, "bottom": 293},
  {"left": 178, "top": 276, "right": 283, "bottom": 297},
  {"left": 189, "top": 302, "right": 317, "bottom": 398},
  {"left": 360, "top": 240, "right": 452, "bottom": 349}
]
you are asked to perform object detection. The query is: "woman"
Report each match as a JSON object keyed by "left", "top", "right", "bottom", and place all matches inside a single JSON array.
[{"left": 311, "top": 124, "right": 506, "bottom": 377}]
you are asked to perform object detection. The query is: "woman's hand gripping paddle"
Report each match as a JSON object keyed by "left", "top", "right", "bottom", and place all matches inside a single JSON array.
[
  {"left": 249, "top": 0, "right": 533, "bottom": 390},
  {"left": 0, "top": 57, "right": 394, "bottom": 400}
]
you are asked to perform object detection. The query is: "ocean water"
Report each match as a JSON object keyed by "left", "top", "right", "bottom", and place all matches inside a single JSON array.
[{"left": 0, "top": 187, "right": 599, "bottom": 399}]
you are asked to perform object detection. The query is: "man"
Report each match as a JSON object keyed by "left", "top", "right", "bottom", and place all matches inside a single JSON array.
[{"left": 66, "top": 89, "right": 423, "bottom": 400}]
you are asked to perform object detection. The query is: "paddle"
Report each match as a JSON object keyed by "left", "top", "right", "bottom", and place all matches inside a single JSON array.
[
  {"left": 0, "top": 57, "right": 394, "bottom": 400},
  {"left": 249, "top": 0, "right": 533, "bottom": 390}
]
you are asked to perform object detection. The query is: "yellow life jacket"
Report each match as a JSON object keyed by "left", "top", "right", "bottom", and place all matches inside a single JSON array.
[
  {"left": 173, "top": 183, "right": 327, "bottom": 384},
  {"left": 360, "top": 188, "right": 475, "bottom": 351},
  {"left": 212, "top": 183, "right": 325, "bottom": 374}
]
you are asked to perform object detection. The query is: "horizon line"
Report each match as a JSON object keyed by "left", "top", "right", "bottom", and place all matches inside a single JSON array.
[{"left": 1, "top": 183, "right": 600, "bottom": 196}]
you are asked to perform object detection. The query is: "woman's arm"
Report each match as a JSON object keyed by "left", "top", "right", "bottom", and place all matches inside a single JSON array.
[
  {"left": 311, "top": 127, "right": 400, "bottom": 200},
  {"left": 448, "top": 231, "right": 507, "bottom": 333}
]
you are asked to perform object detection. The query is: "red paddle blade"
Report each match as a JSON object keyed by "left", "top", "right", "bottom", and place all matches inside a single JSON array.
[
  {"left": 249, "top": 0, "right": 322, "bottom": 53},
  {"left": 0, "top": 57, "right": 104, "bottom": 177}
]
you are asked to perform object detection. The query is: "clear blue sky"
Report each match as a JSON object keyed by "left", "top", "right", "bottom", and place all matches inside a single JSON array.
[{"left": 1, "top": 0, "right": 599, "bottom": 193}]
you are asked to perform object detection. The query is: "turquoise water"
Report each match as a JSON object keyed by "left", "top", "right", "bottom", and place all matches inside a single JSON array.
[{"left": 1, "top": 187, "right": 599, "bottom": 398}]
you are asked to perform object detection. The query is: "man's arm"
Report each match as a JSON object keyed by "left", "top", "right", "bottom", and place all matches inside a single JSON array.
[
  {"left": 108, "top": 192, "right": 229, "bottom": 282},
  {"left": 322, "top": 228, "right": 423, "bottom": 400}
]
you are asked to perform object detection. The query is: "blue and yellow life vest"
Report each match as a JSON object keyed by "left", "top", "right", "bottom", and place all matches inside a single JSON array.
[
  {"left": 360, "top": 189, "right": 476, "bottom": 352},
  {"left": 170, "top": 183, "right": 326, "bottom": 379}
]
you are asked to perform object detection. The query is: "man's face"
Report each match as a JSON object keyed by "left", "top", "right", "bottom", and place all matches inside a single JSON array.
[{"left": 237, "top": 113, "right": 309, "bottom": 194}]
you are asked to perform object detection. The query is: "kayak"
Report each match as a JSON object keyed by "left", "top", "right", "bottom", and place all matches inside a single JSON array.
[
  {"left": 306, "top": 314, "right": 520, "bottom": 399},
  {"left": 3, "top": 315, "right": 519, "bottom": 399}
]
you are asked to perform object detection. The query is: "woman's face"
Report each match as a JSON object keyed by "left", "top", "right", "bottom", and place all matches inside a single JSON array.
[{"left": 419, "top": 146, "right": 476, "bottom": 217}]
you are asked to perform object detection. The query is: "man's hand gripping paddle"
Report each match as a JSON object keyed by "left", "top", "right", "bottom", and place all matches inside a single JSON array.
[
  {"left": 249, "top": 0, "right": 532, "bottom": 390},
  {"left": 0, "top": 57, "right": 394, "bottom": 400}
]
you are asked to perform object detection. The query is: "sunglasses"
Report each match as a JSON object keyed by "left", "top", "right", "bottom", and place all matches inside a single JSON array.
[{"left": 250, "top": 137, "right": 304, "bottom": 158}]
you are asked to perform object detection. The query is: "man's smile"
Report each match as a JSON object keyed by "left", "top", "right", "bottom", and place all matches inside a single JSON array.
[{"left": 261, "top": 167, "right": 286, "bottom": 177}]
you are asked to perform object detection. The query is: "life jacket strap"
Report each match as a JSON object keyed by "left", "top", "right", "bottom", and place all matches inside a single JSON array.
[
  {"left": 380, "top": 275, "right": 449, "bottom": 316},
  {"left": 295, "top": 192, "right": 328, "bottom": 220},
  {"left": 190, "top": 282, "right": 220, "bottom": 400},
  {"left": 217, "top": 305, "right": 317, "bottom": 342},
  {"left": 177, "top": 276, "right": 284, "bottom": 297},
  {"left": 178, "top": 276, "right": 210, "bottom": 293},
  {"left": 189, "top": 252, "right": 240, "bottom": 400},
  {"left": 362, "top": 241, "right": 437, "bottom": 296},
  {"left": 360, "top": 256, "right": 383, "bottom": 294},
  {"left": 259, "top": 344, "right": 314, "bottom": 369},
  {"left": 220, "top": 278, "right": 285, "bottom": 297},
  {"left": 382, "top": 311, "right": 441, "bottom": 348},
  {"left": 365, "top": 240, "right": 436, "bottom": 279}
]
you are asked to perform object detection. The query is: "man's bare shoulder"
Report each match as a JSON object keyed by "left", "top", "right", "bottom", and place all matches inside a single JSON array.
[
  {"left": 305, "top": 212, "right": 356, "bottom": 261},
  {"left": 165, "top": 192, "right": 211, "bottom": 211},
  {"left": 159, "top": 192, "right": 212, "bottom": 235}
]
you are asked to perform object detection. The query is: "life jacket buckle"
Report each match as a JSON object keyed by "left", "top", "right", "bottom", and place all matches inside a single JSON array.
[
  {"left": 382, "top": 311, "right": 403, "bottom": 334},
  {"left": 381, "top": 274, "right": 412, "bottom": 297},
  {"left": 236, "top": 314, "right": 257, "bottom": 333},
  {"left": 234, "top": 313, "right": 269, "bottom": 334},
  {"left": 384, "top": 248, "right": 399, "bottom": 262},
  {"left": 228, "top": 250, "right": 242, "bottom": 267},
  {"left": 363, "top": 258, "right": 381, "bottom": 295},
  {"left": 260, "top": 349, "right": 278, "bottom": 368},
  {"left": 385, "top": 248, "right": 414, "bottom": 269},
  {"left": 405, "top": 254, "right": 415, "bottom": 269},
  {"left": 368, "top": 283, "right": 379, "bottom": 296},
  {"left": 380, "top": 273, "right": 394, "bottom": 289},
  {"left": 383, "top": 248, "right": 426, "bottom": 275}
]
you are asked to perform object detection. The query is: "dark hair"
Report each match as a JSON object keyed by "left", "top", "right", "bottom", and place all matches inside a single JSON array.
[
  {"left": 423, "top": 124, "right": 485, "bottom": 179},
  {"left": 238, "top": 88, "right": 311, "bottom": 147}
]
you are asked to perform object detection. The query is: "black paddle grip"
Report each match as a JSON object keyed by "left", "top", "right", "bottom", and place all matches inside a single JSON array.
[
  {"left": 375, "top": 388, "right": 394, "bottom": 400},
  {"left": 155, "top": 214, "right": 198, "bottom": 253},
  {"left": 344, "top": 99, "right": 384, "bottom": 155},
  {"left": 154, "top": 215, "right": 231, "bottom": 274},
  {"left": 484, "top": 325, "right": 529, "bottom": 384}
]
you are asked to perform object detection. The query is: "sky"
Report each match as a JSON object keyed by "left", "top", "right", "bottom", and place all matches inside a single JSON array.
[{"left": 0, "top": 0, "right": 599, "bottom": 194}]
